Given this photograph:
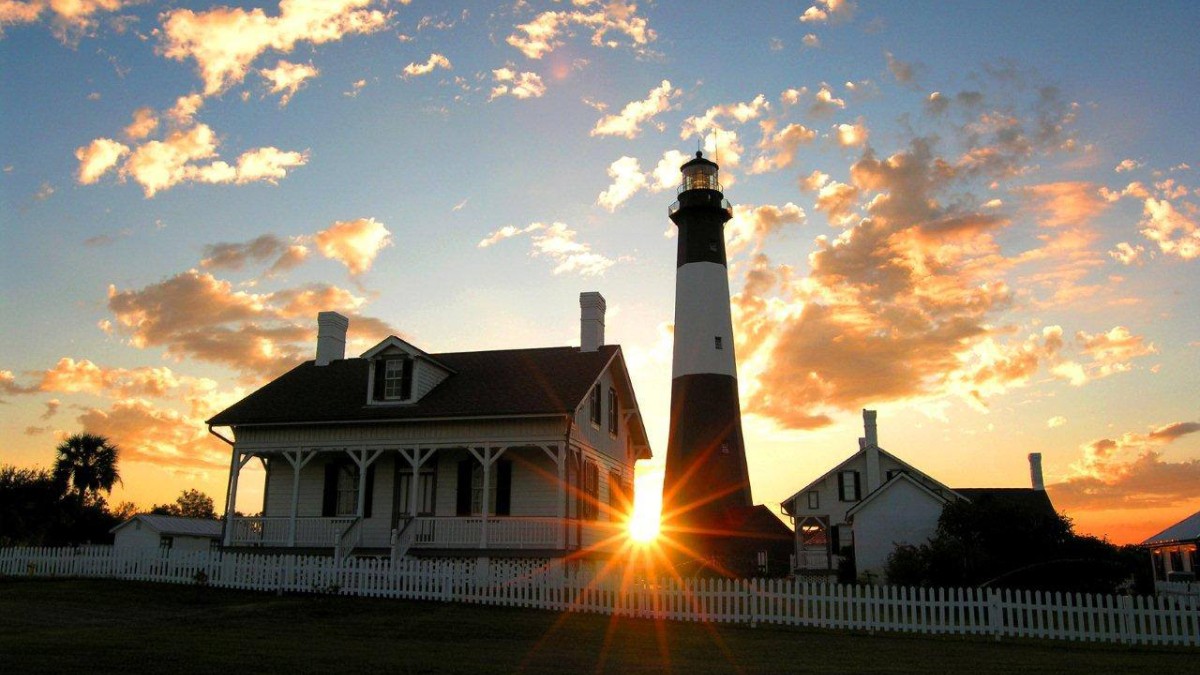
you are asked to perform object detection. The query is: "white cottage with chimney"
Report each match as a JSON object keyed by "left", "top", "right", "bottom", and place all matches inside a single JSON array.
[
  {"left": 782, "top": 410, "right": 1054, "bottom": 581},
  {"left": 207, "top": 293, "right": 651, "bottom": 560}
]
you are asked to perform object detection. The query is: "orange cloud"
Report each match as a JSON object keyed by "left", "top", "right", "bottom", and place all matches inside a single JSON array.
[
  {"left": 402, "top": 53, "right": 450, "bottom": 77},
  {"left": 104, "top": 269, "right": 393, "bottom": 377},
  {"left": 506, "top": 1, "right": 655, "bottom": 60},
  {"left": 479, "top": 222, "right": 615, "bottom": 277},
  {"left": 591, "top": 80, "right": 678, "bottom": 138},
  {"left": 488, "top": 67, "right": 545, "bottom": 101},
  {"left": 200, "top": 234, "right": 309, "bottom": 275},
  {"left": 1049, "top": 421, "right": 1200, "bottom": 510},
  {"left": 259, "top": 60, "right": 319, "bottom": 106},
  {"left": 313, "top": 217, "right": 392, "bottom": 276},
  {"left": 78, "top": 398, "right": 230, "bottom": 471},
  {"left": 597, "top": 156, "right": 647, "bottom": 211},
  {"left": 0, "top": 0, "right": 133, "bottom": 42},
  {"left": 749, "top": 120, "right": 816, "bottom": 174},
  {"left": 75, "top": 138, "right": 130, "bottom": 184},
  {"left": 680, "top": 95, "right": 769, "bottom": 140},
  {"left": 159, "top": 0, "right": 389, "bottom": 96}
]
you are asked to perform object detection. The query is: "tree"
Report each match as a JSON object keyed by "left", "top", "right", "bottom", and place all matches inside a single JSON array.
[
  {"left": 884, "top": 494, "right": 1141, "bottom": 593},
  {"left": 151, "top": 489, "right": 218, "bottom": 519},
  {"left": 53, "top": 433, "right": 121, "bottom": 503}
]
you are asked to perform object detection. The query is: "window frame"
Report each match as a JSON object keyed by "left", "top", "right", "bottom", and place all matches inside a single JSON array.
[
  {"left": 382, "top": 356, "right": 415, "bottom": 401},
  {"left": 806, "top": 490, "right": 819, "bottom": 510},
  {"left": 837, "top": 470, "right": 861, "bottom": 502},
  {"left": 607, "top": 387, "right": 618, "bottom": 437},
  {"left": 589, "top": 383, "right": 602, "bottom": 428}
]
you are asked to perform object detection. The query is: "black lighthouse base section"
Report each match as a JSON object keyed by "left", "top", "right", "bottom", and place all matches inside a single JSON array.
[
  {"left": 667, "top": 505, "right": 794, "bottom": 579},
  {"left": 662, "top": 373, "right": 752, "bottom": 520}
]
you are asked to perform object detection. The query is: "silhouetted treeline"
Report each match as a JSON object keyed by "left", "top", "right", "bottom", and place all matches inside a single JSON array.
[
  {"left": 0, "top": 465, "right": 121, "bottom": 546},
  {"left": 885, "top": 495, "right": 1151, "bottom": 594}
]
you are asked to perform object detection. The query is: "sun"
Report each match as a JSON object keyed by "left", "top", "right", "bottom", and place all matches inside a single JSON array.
[{"left": 626, "top": 470, "right": 663, "bottom": 543}]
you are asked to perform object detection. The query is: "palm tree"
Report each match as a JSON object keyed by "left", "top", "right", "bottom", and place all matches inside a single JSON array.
[{"left": 53, "top": 433, "right": 121, "bottom": 502}]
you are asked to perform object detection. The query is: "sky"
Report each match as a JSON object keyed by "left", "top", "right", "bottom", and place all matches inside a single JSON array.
[{"left": 1, "top": 0, "right": 1197, "bottom": 545}]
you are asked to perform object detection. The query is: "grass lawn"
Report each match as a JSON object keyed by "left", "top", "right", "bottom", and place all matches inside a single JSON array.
[{"left": 0, "top": 578, "right": 1193, "bottom": 674}]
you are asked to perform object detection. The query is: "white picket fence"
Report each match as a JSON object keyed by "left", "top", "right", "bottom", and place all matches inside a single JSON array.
[{"left": 2, "top": 546, "right": 1197, "bottom": 647}]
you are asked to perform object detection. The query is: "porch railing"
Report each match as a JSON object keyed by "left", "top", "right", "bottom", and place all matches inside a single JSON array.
[
  {"left": 229, "top": 517, "right": 358, "bottom": 547},
  {"left": 410, "top": 517, "right": 561, "bottom": 549},
  {"left": 793, "top": 549, "right": 832, "bottom": 570}
]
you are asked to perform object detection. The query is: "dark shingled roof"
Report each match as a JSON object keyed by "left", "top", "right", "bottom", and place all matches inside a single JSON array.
[
  {"left": 954, "top": 488, "right": 1057, "bottom": 517},
  {"left": 207, "top": 344, "right": 620, "bottom": 426}
]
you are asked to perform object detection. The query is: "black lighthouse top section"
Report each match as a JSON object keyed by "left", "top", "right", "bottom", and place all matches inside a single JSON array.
[{"left": 668, "top": 151, "right": 733, "bottom": 220}]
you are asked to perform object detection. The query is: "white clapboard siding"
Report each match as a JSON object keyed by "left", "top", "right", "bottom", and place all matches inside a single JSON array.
[{"left": 2, "top": 546, "right": 1197, "bottom": 648}]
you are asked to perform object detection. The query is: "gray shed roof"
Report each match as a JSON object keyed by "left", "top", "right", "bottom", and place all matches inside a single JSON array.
[
  {"left": 110, "top": 514, "right": 223, "bottom": 538},
  {"left": 1142, "top": 509, "right": 1200, "bottom": 546}
]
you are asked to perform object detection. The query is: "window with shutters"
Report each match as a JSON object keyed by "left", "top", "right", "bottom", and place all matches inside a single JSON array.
[
  {"left": 336, "top": 464, "right": 359, "bottom": 515},
  {"left": 607, "top": 470, "right": 626, "bottom": 516},
  {"left": 589, "top": 383, "right": 602, "bottom": 427},
  {"left": 607, "top": 387, "right": 618, "bottom": 436},
  {"left": 383, "top": 357, "right": 414, "bottom": 400},
  {"left": 837, "top": 470, "right": 861, "bottom": 502},
  {"left": 470, "top": 465, "right": 498, "bottom": 516},
  {"left": 396, "top": 464, "right": 437, "bottom": 517},
  {"left": 581, "top": 459, "right": 600, "bottom": 520}
]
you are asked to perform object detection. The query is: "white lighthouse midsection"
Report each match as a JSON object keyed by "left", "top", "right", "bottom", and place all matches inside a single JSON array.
[{"left": 672, "top": 261, "right": 738, "bottom": 379}]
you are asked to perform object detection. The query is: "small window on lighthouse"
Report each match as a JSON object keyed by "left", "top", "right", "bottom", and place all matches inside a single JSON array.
[{"left": 715, "top": 336, "right": 723, "bottom": 350}]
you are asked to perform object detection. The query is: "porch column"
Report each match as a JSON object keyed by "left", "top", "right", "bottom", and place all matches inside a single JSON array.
[
  {"left": 222, "top": 451, "right": 255, "bottom": 546},
  {"left": 468, "top": 446, "right": 507, "bottom": 548},
  {"left": 539, "top": 444, "right": 566, "bottom": 549},
  {"left": 399, "top": 447, "right": 434, "bottom": 517},
  {"left": 349, "top": 448, "right": 384, "bottom": 517},
  {"left": 283, "top": 449, "right": 316, "bottom": 546}
]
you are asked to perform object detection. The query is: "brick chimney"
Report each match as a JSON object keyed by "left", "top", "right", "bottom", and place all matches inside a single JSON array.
[
  {"left": 315, "top": 311, "right": 349, "bottom": 366},
  {"left": 1028, "top": 452, "right": 1045, "bottom": 491},
  {"left": 580, "top": 292, "right": 606, "bottom": 352},
  {"left": 864, "top": 409, "right": 881, "bottom": 493}
]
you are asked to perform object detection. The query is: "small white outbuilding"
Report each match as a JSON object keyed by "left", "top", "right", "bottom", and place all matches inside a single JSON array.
[{"left": 110, "top": 514, "right": 222, "bottom": 553}]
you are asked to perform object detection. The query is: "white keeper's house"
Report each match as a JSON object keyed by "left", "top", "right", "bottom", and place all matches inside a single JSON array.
[
  {"left": 782, "top": 410, "right": 1055, "bottom": 581},
  {"left": 206, "top": 292, "right": 651, "bottom": 560}
]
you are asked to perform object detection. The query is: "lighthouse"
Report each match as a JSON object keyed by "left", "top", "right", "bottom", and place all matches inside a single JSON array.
[{"left": 661, "top": 152, "right": 754, "bottom": 534}]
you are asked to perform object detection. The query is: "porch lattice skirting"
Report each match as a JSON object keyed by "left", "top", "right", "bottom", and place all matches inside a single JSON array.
[{"left": 2, "top": 546, "right": 1197, "bottom": 648}]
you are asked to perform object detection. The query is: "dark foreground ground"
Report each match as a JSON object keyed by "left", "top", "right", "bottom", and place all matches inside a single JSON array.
[{"left": 0, "top": 578, "right": 1192, "bottom": 674}]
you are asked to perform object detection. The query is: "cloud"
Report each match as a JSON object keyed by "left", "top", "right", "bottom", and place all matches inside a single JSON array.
[
  {"left": 726, "top": 203, "right": 806, "bottom": 258},
  {"left": 834, "top": 118, "right": 869, "bottom": 147},
  {"left": 313, "top": 217, "right": 392, "bottom": 276},
  {"left": 885, "top": 51, "right": 915, "bottom": 84},
  {"left": 159, "top": 0, "right": 389, "bottom": 96},
  {"left": 749, "top": 121, "right": 816, "bottom": 174},
  {"left": 1047, "top": 415, "right": 1066, "bottom": 428},
  {"left": 506, "top": 1, "right": 655, "bottom": 60},
  {"left": 78, "top": 398, "right": 231, "bottom": 470},
  {"left": 1048, "top": 421, "right": 1200, "bottom": 510},
  {"left": 1114, "top": 159, "right": 1143, "bottom": 173},
  {"left": 1138, "top": 197, "right": 1199, "bottom": 260},
  {"left": 1108, "top": 242, "right": 1146, "bottom": 266},
  {"left": 124, "top": 107, "right": 159, "bottom": 140},
  {"left": 0, "top": 0, "right": 134, "bottom": 42},
  {"left": 809, "top": 84, "right": 845, "bottom": 116},
  {"left": 650, "top": 149, "right": 690, "bottom": 191},
  {"left": 680, "top": 95, "right": 769, "bottom": 140},
  {"left": 802, "top": 33, "right": 820, "bottom": 48},
  {"left": 201, "top": 234, "right": 309, "bottom": 275},
  {"left": 488, "top": 67, "right": 545, "bottom": 101},
  {"left": 402, "top": 53, "right": 450, "bottom": 77},
  {"left": 42, "top": 398, "right": 60, "bottom": 419},
  {"left": 75, "top": 138, "right": 130, "bottom": 184},
  {"left": 260, "top": 60, "right": 319, "bottom": 105},
  {"left": 477, "top": 223, "right": 541, "bottom": 248},
  {"left": 799, "top": 0, "right": 856, "bottom": 23},
  {"left": 597, "top": 156, "right": 647, "bottom": 211},
  {"left": 105, "top": 269, "right": 393, "bottom": 377},
  {"left": 479, "top": 222, "right": 615, "bottom": 276},
  {"left": 1057, "top": 325, "right": 1156, "bottom": 382},
  {"left": 1, "top": 369, "right": 40, "bottom": 397},
  {"left": 590, "top": 80, "right": 677, "bottom": 138}
]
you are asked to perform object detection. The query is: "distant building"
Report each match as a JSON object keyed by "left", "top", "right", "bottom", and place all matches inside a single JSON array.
[
  {"left": 782, "top": 410, "right": 1055, "bottom": 581},
  {"left": 206, "top": 294, "right": 651, "bottom": 561},
  {"left": 111, "top": 514, "right": 221, "bottom": 552},
  {"left": 1142, "top": 509, "right": 1199, "bottom": 584}
]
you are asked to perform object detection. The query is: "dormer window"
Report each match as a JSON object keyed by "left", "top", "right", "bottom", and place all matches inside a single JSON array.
[
  {"left": 384, "top": 357, "right": 414, "bottom": 400},
  {"left": 373, "top": 356, "right": 414, "bottom": 402}
]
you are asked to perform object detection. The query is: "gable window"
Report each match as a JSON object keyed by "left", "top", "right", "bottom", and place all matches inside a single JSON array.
[
  {"left": 607, "top": 387, "right": 618, "bottom": 436},
  {"left": 589, "top": 383, "right": 602, "bottom": 427},
  {"left": 837, "top": 470, "right": 861, "bottom": 502},
  {"left": 383, "top": 357, "right": 414, "bottom": 400},
  {"left": 806, "top": 490, "right": 819, "bottom": 510}
]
